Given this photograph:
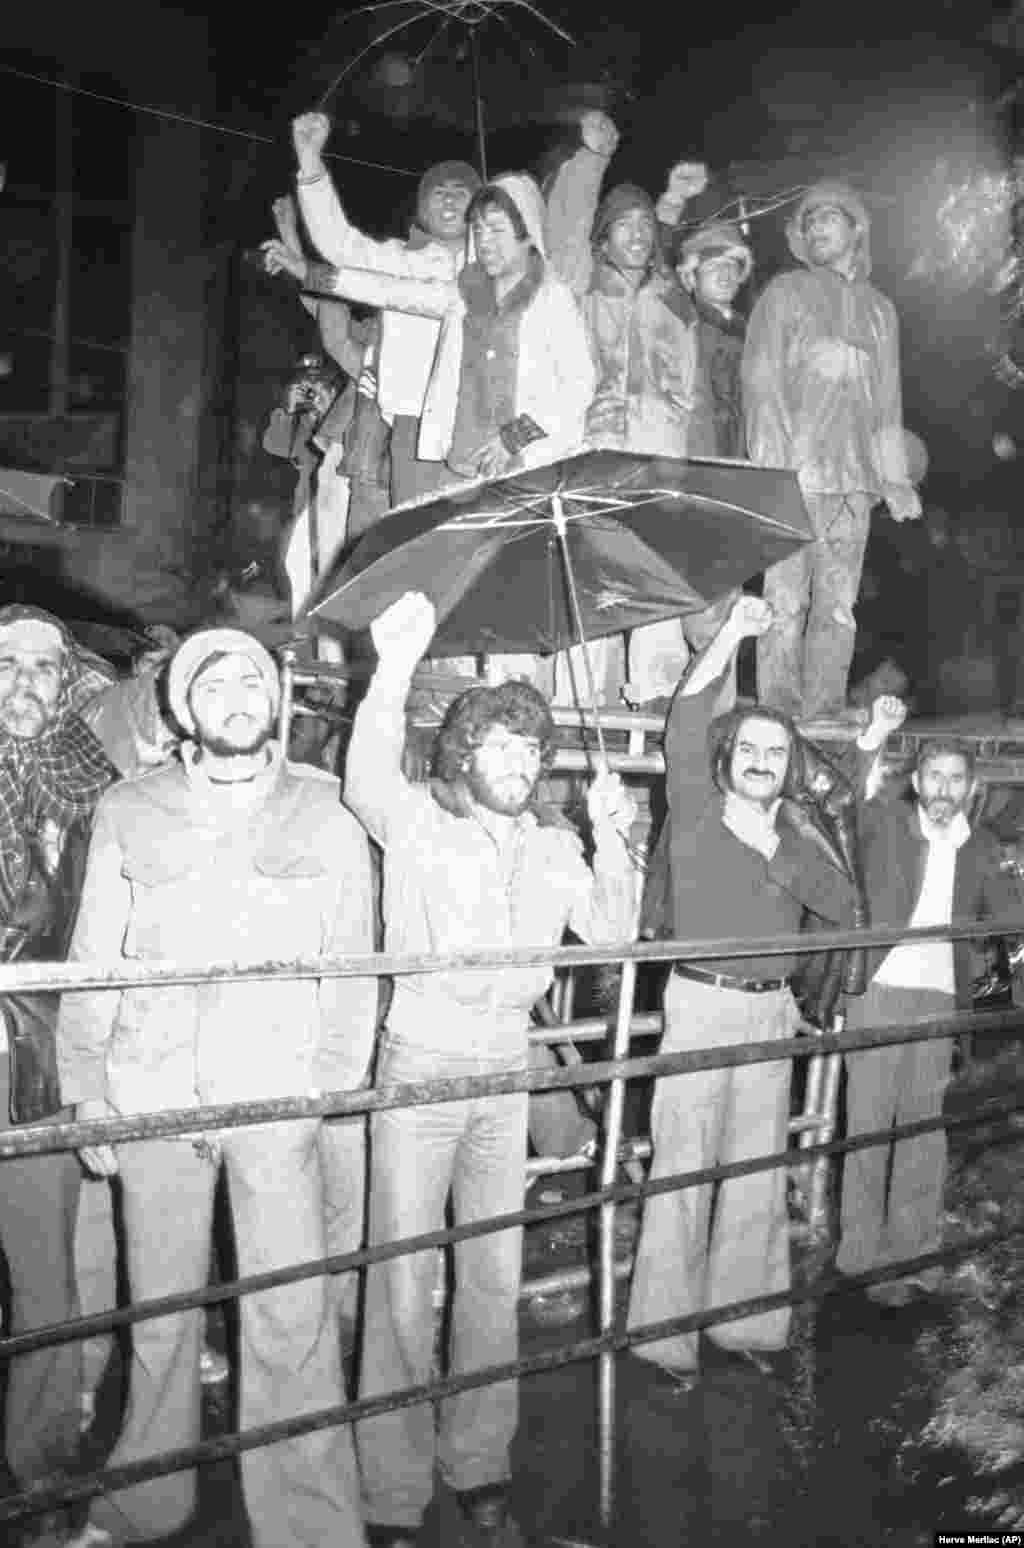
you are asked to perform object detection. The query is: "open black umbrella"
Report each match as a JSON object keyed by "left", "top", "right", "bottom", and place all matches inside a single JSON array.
[{"left": 307, "top": 447, "right": 812, "bottom": 749}]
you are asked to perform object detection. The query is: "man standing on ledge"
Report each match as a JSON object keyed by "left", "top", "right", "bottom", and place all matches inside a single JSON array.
[
  {"left": 345, "top": 591, "right": 637, "bottom": 1548},
  {"left": 742, "top": 181, "right": 921, "bottom": 721}
]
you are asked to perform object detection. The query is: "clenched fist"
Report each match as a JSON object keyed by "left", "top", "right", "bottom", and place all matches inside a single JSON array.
[
  {"left": 580, "top": 111, "right": 619, "bottom": 159},
  {"left": 370, "top": 590, "right": 437, "bottom": 676},
  {"left": 292, "top": 112, "right": 331, "bottom": 178}
]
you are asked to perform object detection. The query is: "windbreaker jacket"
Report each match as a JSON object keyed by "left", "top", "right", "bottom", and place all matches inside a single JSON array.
[
  {"left": 318, "top": 174, "right": 595, "bottom": 471},
  {"left": 298, "top": 173, "right": 464, "bottom": 424},
  {"left": 742, "top": 186, "right": 914, "bottom": 500},
  {"left": 57, "top": 751, "right": 377, "bottom": 1115},
  {"left": 583, "top": 261, "right": 704, "bottom": 457}
]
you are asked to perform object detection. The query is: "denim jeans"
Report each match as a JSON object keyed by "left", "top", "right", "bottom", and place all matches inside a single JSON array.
[
  {"left": 358, "top": 1034, "right": 528, "bottom": 1529},
  {"left": 627, "top": 974, "right": 798, "bottom": 1371}
]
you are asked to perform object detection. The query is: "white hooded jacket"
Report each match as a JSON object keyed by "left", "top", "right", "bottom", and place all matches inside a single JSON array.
[{"left": 317, "top": 174, "right": 596, "bottom": 474}]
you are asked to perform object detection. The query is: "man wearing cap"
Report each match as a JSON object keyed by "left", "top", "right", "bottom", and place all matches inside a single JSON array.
[
  {"left": 674, "top": 220, "right": 753, "bottom": 460},
  {"left": 0, "top": 606, "right": 118, "bottom": 1546},
  {"left": 742, "top": 180, "right": 922, "bottom": 721},
  {"left": 58, "top": 628, "right": 376, "bottom": 1548},
  {"left": 280, "top": 111, "right": 480, "bottom": 506}
]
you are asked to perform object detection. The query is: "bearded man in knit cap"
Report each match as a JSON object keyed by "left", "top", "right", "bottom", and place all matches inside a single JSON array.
[
  {"left": 0, "top": 606, "right": 118, "bottom": 1547},
  {"left": 281, "top": 111, "right": 480, "bottom": 506},
  {"left": 58, "top": 628, "right": 376, "bottom": 1548},
  {"left": 742, "top": 181, "right": 921, "bottom": 721}
]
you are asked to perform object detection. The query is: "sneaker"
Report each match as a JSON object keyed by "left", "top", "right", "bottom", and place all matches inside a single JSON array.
[
  {"left": 455, "top": 1484, "right": 525, "bottom": 1547},
  {"left": 199, "top": 1345, "right": 229, "bottom": 1385}
]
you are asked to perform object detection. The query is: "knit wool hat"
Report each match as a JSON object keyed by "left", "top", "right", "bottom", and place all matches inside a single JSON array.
[
  {"left": 676, "top": 221, "right": 753, "bottom": 290},
  {"left": 416, "top": 160, "right": 482, "bottom": 224},
  {"left": 591, "top": 182, "right": 658, "bottom": 247},
  {"left": 167, "top": 628, "right": 280, "bottom": 737}
]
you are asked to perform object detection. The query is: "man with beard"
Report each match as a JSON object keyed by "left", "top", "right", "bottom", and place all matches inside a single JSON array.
[
  {"left": 627, "top": 595, "right": 859, "bottom": 1385},
  {"left": 838, "top": 734, "right": 1024, "bottom": 1305},
  {"left": 0, "top": 606, "right": 118, "bottom": 1548},
  {"left": 345, "top": 592, "right": 636, "bottom": 1548},
  {"left": 58, "top": 628, "right": 375, "bottom": 1548}
]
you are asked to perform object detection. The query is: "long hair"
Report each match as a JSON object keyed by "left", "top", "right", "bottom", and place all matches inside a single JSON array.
[
  {"left": 708, "top": 698, "right": 801, "bottom": 798},
  {"left": 432, "top": 679, "right": 556, "bottom": 785}
]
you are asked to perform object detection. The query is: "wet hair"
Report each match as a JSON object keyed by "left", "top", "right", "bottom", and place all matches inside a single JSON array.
[
  {"left": 466, "top": 185, "right": 530, "bottom": 243},
  {"left": 914, "top": 737, "right": 976, "bottom": 782},
  {"left": 432, "top": 679, "right": 556, "bottom": 785},
  {"left": 708, "top": 698, "right": 799, "bottom": 797}
]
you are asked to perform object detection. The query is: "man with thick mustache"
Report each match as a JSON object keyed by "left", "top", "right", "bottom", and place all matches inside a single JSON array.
[
  {"left": 838, "top": 734, "right": 1024, "bottom": 1304},
  {"left": 58, "top": 628, "right": 375, "bottom": 1548},
  {"left": 627, "top": 595, "right": 860, "bottom": 1385}
]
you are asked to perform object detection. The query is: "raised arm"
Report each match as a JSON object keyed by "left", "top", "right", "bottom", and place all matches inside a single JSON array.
[
  {"left": 544, "top": 111, "right": 619, "bottom": 299},
  {"left": 291, "top": 112, "right": 459, "bottom": 280},
  {"left": 344, "top": 590, "right": 438, "bottom": 848}
]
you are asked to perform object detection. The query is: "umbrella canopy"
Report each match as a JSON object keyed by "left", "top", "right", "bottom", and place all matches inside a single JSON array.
[{"left": 307, "top": 449, "right": 813, "bottom": 656}]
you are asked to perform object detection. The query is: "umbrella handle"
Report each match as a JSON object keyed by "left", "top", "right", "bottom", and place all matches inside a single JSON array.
[{"left": 552, "top": 494, "right": 608, "bottom": 771}]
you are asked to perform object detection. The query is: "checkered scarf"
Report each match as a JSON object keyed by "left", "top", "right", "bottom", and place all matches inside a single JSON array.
[{"left": 0, "top": 607, "right": 119, "bottom": 871}]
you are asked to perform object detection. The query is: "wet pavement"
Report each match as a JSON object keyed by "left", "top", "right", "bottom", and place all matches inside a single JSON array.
[{"left": 8, "top": 1049, "right": 1024, "bottom": 1547}]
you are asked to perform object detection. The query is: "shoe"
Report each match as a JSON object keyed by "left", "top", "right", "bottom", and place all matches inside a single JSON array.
[
  {"left": 199, "top": 1344, "right": 229, "bottom": 1385},
  {"left": 366, "top": 1526, "right": 421, "bottom": 1548},
  {"left": 864, "top": 1278, "right": 917, "bottom": 1308},
  {"left": 455, "top": 1483, "right": 526, "bottom": 1547}
]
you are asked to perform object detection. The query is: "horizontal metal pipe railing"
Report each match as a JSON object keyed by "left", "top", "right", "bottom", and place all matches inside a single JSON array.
[
  {"left": 1, "top": 912, "right": 1023, "bottom": 993},
  {"left": 2, "top": 1081, "right": 1019, "bottom": 1362},
  {"left": 2, "top": 922, "right": 1022, "bottom": 1526},
  {"left": 2, "top": 1002, "right": 1021, "bottom": 1160},
  {"left": 5, "top": 1210, "right": 1022, "bottom": 1526}
]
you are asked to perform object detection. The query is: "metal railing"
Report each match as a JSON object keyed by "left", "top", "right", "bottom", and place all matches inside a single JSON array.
[{"left": 0, "top": 918, "right": 1022, "bottom": 1541}]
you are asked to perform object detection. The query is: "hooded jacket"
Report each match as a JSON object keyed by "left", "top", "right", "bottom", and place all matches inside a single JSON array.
[
  {"left": 742, "top": 180, "right": 915, "bottom": 500},
  {"left": 318, "top": 174, "right": 595, "bottom": 473},
  {"left": 298, "top": 171, "right": 468, "bottom": 424}
]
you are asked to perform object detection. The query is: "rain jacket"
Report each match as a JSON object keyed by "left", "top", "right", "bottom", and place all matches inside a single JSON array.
[
  {"left": 317, "top": 175, "right": 595, "bottom": 472},
  {"left": 57, "top": 748, "right": 378, "bottom": 1115},
  {"left": 692, "top": 295, "right": 747, "bottom": 458},
  {"left": 345, "top": 660, "right": 637, "bottom": 1057},
  {"left": 583, "top": 259, "right": 704, "bottom": 457},
  {"left": 298, "top": 175, "right": 465, "bottom": 425},
  {"left": 545, "top": 150, "right": 708, "bottom": 457},
  {"left": 742, "top": 182, "right": 914, "bottom": 502}
]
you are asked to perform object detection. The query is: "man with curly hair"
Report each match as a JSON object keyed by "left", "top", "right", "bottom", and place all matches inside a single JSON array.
[{"left": 344, "top": 592, "right": 637, "bottom": 1548}]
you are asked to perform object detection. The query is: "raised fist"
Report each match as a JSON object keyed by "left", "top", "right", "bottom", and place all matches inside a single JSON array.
[
  {"left": 580, "top": 111, "right": 619, "bottom": 159},
  {"left": 870, "top": 694, "right": 907, "bottom": 738},
  {"left": 370, "top": 590, "right": 437, "bottom": 674},
  {"left": 665, "top": 161, "right": 709, "bottom": 202},
  {"left": 728, "top": 594, "right": 773, "bottom": 641},
  {"left": 292, "top": 112, "right": 331, "bottom": 175}
]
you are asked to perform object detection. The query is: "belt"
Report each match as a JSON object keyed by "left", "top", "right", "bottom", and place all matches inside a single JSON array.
[{"left": 672, "top": 963, "right": 791, "bottom": 995}]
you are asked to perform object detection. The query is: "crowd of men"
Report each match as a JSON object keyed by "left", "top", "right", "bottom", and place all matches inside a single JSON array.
[{"left": 0, "top": 106, "right": 1017, "bottom": 1548}]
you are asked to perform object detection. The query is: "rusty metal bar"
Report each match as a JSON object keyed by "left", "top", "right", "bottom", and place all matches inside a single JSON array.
[
  {"left": 597, "top": 956, "right": 636, "bottom": 1529},
  {"left": 3, "top": 913, "right": 1023, "bottom": 994},
  {"left": 3, "top": 1090, "right": 1018, "bottom": 1364},
  {"left": 3, "top": 1003, "right": 1020, "bottom": 1160},
  {"left": 4, "top": 1218, "right": 1021, "bottom": 1527}
]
